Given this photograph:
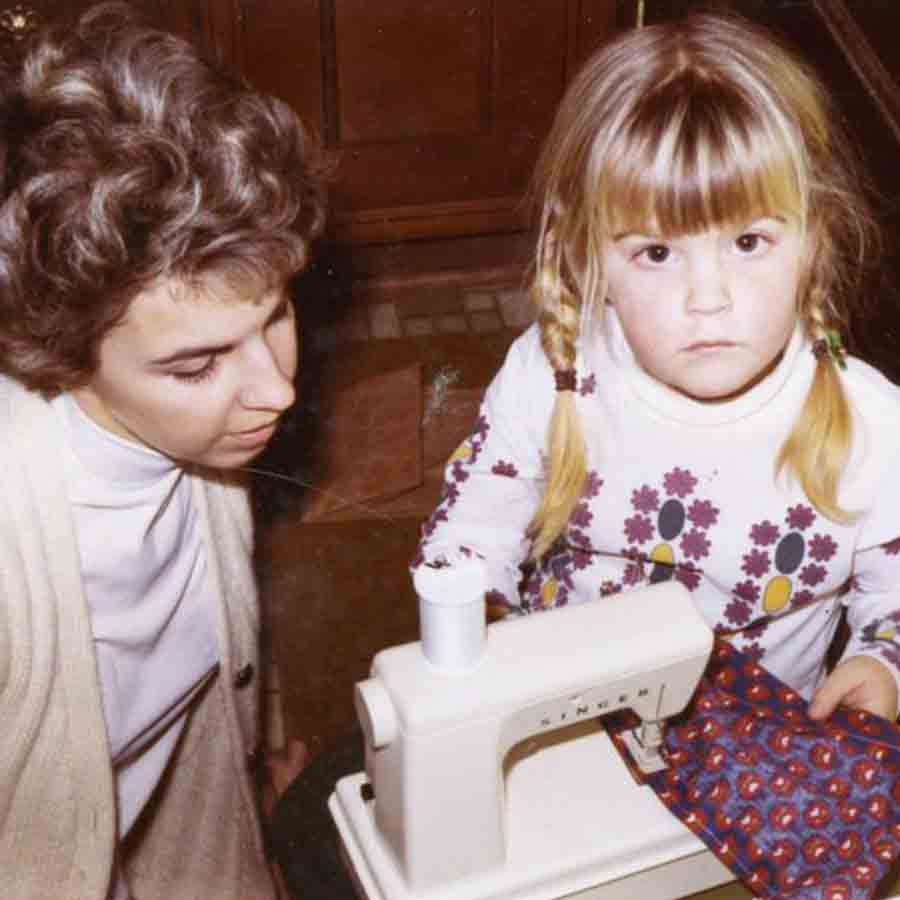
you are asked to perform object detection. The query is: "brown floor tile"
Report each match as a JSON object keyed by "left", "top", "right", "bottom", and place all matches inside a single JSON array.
[
  {"left": 434, "top": 313, "right": 469, "bottom": 334},
  {"left": 368, "top": 302, "right": 401, "bottom": 339},
  {"left": 393, "top": 283, "right": 463, "bottom": 316},
  {"left": 463, "top": 291, "right": 498, "bottom": 312},
  {"left": 401, "top": 315, "right": 435, "bottom": 337},
  {"left": 497, "top": 288, "right": 534, "bottom": 331},
  {"left": 469, "top": 310, "right": 504, "bottom": 333}
]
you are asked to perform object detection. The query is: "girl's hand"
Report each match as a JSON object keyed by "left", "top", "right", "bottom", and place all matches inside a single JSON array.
[{"left": 808, "top": 656, "right": 899, "bottom": 721}]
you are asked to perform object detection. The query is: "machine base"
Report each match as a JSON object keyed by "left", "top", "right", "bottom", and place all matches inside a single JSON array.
[{"left": 328, "top": 720, "right": 735, "bottom": 900}]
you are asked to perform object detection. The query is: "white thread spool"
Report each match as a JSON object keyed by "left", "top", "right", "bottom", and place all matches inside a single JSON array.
[{"left": 413, "top": 557, "right": 487, "bottom": 671}]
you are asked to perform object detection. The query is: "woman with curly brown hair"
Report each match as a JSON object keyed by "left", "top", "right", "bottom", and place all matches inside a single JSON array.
[{"left": 0, "top": 4, "right": 325, "bottom": 897}]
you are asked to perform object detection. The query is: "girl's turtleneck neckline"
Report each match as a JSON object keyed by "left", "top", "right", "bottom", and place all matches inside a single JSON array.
[{"left": 589, "top": 306, "right": 811, "bottom": 427}]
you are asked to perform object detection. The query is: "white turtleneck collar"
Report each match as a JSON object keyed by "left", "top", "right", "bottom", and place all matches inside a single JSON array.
[
  {"left": 583, "top": 306, "right": 812, "bottom": 427},
  {"left": 51, "top": 392, "right": 177, "bottom": 486}
]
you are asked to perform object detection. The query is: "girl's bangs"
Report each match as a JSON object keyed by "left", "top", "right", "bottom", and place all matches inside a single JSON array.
[{"left": 597, "top": 79, "right": 805, "bottom": 237}]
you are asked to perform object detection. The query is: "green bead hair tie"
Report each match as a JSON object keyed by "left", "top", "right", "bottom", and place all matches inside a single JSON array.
[{"left": 812, "top": 329, "right": 847, "bottom": 371}]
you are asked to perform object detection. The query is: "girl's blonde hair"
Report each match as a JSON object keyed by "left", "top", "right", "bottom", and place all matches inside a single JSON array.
[{"left": 529, "top": 13, "right": 879, "bottom": 558}]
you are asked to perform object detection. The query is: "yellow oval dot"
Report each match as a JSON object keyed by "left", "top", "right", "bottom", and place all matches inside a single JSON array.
[
  {"left": 650, "top": 543, "right": 674, "bottom": 566},
  {"left": 540, "top": 578, "right": 559, "bottom": 608},
  {"left": 448, "top": 441, "right": 473, "bottom": 464},
  {"left": 763, "top": 575, "right": 792, "bottom": 614}
]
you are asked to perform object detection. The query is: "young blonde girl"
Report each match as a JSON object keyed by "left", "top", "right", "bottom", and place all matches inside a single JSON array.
[{"left": 413, "top": 13, "right": 900, "bottom": 722}]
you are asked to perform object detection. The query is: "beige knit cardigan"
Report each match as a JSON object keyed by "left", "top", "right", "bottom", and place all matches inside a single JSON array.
[{"left": 0, "top": 375, "right": 278, "bottom": 899}]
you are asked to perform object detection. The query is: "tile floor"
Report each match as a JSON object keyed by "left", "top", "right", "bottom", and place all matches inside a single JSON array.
[
  {"left": 315, "top": 282, "right": 535, "bottom": 350},
  {"left": 261, "top": 281, "right": 534, "bottom": 753}
]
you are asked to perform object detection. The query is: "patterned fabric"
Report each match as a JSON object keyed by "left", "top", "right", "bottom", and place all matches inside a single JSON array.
[{"left": 611, "top": 641, "right": 900, "bottom": 899}]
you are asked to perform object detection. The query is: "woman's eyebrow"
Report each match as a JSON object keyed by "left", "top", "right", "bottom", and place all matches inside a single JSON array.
[
  {"left": 150, "top": 341, "right": 233, "bottom": 366},
  {"left": 149, "top": 296, "right": 288, "bottom": 366}
]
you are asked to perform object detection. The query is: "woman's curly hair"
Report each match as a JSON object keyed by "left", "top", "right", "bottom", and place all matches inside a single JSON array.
[{"left": 0, "top": 2, "right": 327, "bottom": 393}]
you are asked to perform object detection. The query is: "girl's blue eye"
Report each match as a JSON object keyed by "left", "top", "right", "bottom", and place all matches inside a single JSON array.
[{"left": 172, "top": 357, "right": 219, "bottom": 383}]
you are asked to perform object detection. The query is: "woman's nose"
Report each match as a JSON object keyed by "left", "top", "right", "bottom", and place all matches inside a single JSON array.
[{"left": 240, "top": 344, "right": 296, "bottom": 412}]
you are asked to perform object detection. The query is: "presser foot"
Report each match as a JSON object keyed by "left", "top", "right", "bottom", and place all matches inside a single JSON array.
[{"left": 620, "top": 724, "right": 669, "bottom": 774}]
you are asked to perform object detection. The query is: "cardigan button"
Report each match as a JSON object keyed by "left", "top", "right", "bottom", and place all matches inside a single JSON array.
[
  {"left": 246, "top": 745, "right": 264, "bottom": 773},
  {"left": 234, "top": 662, "right": 254, "bottom": 689}
]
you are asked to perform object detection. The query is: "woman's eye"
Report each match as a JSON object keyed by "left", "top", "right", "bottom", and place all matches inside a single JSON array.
[
  {"left": 640, "top": 244, "right": 671, "bottom": 264},
  {"left": 171, "top": 357, "right": 219, "bottom": 383}
]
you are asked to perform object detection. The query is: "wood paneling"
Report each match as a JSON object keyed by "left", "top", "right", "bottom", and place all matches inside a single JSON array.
[{"left": 239, "top": 0, "right": 624, "bottom": 242}]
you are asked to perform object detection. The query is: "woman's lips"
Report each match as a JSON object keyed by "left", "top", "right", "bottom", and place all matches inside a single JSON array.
[{"left": 229, "top": 421, "right": 278, "bottom": 446}]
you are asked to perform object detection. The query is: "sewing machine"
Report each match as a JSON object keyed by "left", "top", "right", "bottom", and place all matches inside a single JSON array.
[{"left": 328, "top": 581, "right": 736, "bottom": 900}]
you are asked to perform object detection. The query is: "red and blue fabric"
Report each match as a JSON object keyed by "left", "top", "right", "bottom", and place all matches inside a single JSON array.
[{"left": 613, "top": 640, "right": 900, "bottom": 899}]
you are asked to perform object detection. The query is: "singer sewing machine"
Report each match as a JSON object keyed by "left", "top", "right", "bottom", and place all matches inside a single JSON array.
[{"left": 329, "top": 581, "right": 737, "bottom": 900}]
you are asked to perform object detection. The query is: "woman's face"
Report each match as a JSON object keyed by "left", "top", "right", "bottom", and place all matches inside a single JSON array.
[{"left": 73, "top": 275, "right": 298, "bottom": 469}]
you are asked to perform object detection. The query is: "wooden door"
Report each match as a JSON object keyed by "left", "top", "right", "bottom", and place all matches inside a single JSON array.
[{"left": 235, "top": 0, "right": 627, "bottom": 244}]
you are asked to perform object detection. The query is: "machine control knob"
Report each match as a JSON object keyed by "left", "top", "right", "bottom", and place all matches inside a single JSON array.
[{"left": 355, "top": 678, "right": 399, "bottom": 750}]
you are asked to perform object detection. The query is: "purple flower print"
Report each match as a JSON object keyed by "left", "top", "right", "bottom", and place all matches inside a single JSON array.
[
  {"left": 743, "top": 642, "right": 765, "bottom": 663},
  {"left": 734, "top": 579, "right": 760, "bottom": 604},
  {"left": 741, "top": 548, "right": 770, "bottom": 578},
  {"left": 724, "top": 598, "right": 752, "bottom": 626},
  {"left": 687, "top": 499, "right": 719, "bottom": 529},
  {"left": 808, "top": 533, "right": 838, "bottom": 562},
  {"left": 420, "top": 507, "right": 447, "bottom": 540},
  {"left": 785, "top": 504, "right": 815, "bottom": 531},
  {"left": 680, "top": 527, "right": 711, "bottom": 561},
  {"left": 623, "top": 562, "right": 645, "bottom": 587},
  {"left": 624, "top": 514, "right": 654, "bottom": 545},
  {"left": 675, "top": 565, "right": 702, "bottom": 592},
  {"left": 744, "top": 619, "right": 769, "bottom": 640},
  {"left": 571, "top": 547, "right": 593, "bottom": 571},
  {"left": 750, "top": 520, "right": 780, "bottom": 546},
  {"left": 621, "top": 545, "right": 646, "bottom": 563},
  {"left": 450, "top": 461, "right": 470, "bottom": 483},
  {"left": 664, "top": 467, "right": 698, "bottom": 498},
  {"left": 417, "top": 413, "right": 492, "bottom": 561},
  {"left": 883, "top": 537, "right": 900, "bottom": 556},
  {"left": 799, "top": 563, "right": 826, "bottom": 587},
  {"left": 631, "top": 485, "right": 660, "bottom": 513},
  {"left": 791, "top": 590, "right": 815, "bottom": 609},
  {"left": 621, "top": 547, "right": 647, "bottom": 586},
  {"left": 600, "top": 580, "right": 622, "bottom": 596},
  {"left": 612, "top": 469, "right": 717, "bottom": 596},
  {"left": 579, "top": 374, "right": 596, "bottom": 396},
  {"left": 583, "top": 470, "right": 603, "bottom": 499},
  {"left": 568, "top": 526, "right": 591, "bottom": 551},
  {"left": 491, "top": 460, "right": 518, "bottom": 478},
  {"left": 547, "top": 554, "right": 576, "bottom": 592},
  {"left": 570, "top": 503, "right": 593, "bottom": 530}
]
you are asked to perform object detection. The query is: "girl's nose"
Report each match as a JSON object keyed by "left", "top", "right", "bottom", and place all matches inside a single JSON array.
[{"left": 686, "top": 258, "right": 731, "bottom": 314}]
